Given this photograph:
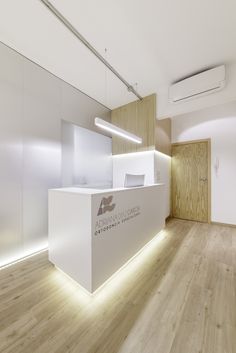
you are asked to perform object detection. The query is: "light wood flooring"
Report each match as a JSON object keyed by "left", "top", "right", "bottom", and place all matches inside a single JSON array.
[{"left": 0, "top": 219, "right": 236, "bottom": 353}]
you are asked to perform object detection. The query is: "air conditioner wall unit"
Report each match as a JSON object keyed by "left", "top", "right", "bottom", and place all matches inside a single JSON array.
[{"left": 169, "top": 65, "right": 226, "bottom": 103}]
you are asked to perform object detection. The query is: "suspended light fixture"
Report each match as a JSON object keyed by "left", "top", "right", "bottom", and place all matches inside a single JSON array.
[{"left": 95, "top": 118, "right": 142, "bottom": 144}]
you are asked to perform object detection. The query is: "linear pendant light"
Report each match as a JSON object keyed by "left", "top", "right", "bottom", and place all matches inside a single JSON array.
[{"left": 95, "top": 118, "right": 142, "bottom": 144}]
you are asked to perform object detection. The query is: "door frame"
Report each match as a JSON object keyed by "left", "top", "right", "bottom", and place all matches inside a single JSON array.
[{"left": 171, "top": 138, "right": 211, "bottom": 223}]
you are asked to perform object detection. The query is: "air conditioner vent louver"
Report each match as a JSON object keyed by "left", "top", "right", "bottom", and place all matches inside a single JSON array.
[{"left": 169, "top": 65, "right": 226, "bottom": 103}]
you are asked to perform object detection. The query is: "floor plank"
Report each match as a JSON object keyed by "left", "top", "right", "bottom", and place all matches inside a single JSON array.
[{"left": 0, "top": 219, "right": 235, "bottom": 353}]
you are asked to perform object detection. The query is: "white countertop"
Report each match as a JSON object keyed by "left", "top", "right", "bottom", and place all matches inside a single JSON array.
[{"left": 50, "top": 184, "right": 164, "bottom": 195}]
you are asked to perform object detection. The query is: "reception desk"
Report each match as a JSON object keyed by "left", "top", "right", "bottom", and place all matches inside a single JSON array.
[{"left": 48, "top": 184, "right": 165, "bottom": 293}]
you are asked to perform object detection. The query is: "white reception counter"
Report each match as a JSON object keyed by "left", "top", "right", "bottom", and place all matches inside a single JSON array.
[{"left": 48, "top": 184, "right": 165, "bottom": 293}]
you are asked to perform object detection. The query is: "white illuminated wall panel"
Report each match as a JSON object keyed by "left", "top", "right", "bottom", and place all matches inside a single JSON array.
[
  {"left": 0, "top": 41, "right": 110, "bottom": 267},
  {"left": 113, "top": 151, "right": 155, "bottom": 188},
  {"left": 112, "top": 150, "right": 171, "bottom": 218},
  {"left": 61, "top": 122, "right": 112, "bottom": 188},
  {"left": 73, "top": 125, "right": 112, "bottom": 187}
]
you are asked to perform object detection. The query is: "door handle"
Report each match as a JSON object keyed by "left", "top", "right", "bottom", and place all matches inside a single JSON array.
[{"left": 200, "top": 177, "right": 208, "bottom": 182}]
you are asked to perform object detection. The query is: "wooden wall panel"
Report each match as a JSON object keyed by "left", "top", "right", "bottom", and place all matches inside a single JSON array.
[
  {"left": 111, "top": 93, "right": 171, "bottom": 156},
  {"left": 111, "top": 94, "right": 156, "bottom": 155},
  {"left": 155, "top": 118, "right": 171, "bottom": 156}
]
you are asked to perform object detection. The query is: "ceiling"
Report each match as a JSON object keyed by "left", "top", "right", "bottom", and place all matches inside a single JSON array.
[{"left": 0, "top": 0, "right": 236, "bottom": 118}]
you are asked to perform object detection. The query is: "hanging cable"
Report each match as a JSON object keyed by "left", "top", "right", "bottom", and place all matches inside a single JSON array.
[{"left": 39, "top": 0, "right": 143, "bottom": 100}]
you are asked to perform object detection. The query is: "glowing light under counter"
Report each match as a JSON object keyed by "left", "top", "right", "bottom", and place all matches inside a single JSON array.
[{"left": 112, "top": 150, "right": 171, "bottom": 160}]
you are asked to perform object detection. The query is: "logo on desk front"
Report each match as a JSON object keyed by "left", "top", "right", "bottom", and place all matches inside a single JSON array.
[{"left": 97, "top": 195, "right": 116, "bottom": 216}]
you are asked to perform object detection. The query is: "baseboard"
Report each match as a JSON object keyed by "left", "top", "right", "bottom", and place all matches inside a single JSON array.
[
  {"left": 0, "top": 248, "right": 48, "bottom": 270},
  {"left": 211, "top": 221, "right": 236, "bottom": 228}
]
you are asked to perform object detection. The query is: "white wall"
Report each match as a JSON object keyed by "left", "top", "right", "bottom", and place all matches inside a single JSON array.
[
  {"left": 113, "top": 151, "right": 171, "bottom": 218},
  {"left": 113, "top": 151, "right": 155, "bottom": 188},
  {"left": 172, "top": 101, "right": 236, "bottom": 225},
  {"left": 154, "top": 152, "right": 171, "bottom": 219},
  {"left": 0, "top": 41, "right": 110, "bottom": 267},
  {"left": 61, "top": 121, "right": 74, "bottom": 187},
  {"left": 62, "top": 123, "right": 112, "bottom": 188},
  {"left": 73, "top": 125, "right": 112, "bottom": 187}
]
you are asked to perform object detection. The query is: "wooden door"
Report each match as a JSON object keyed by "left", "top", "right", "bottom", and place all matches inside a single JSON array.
[{"left": 172, "top": 140, "right": 210, "bottom": 222}]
